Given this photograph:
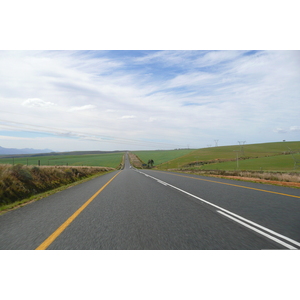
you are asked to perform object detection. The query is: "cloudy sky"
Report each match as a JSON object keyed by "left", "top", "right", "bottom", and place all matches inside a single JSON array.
[{"left": 0, "top": 50, "right": 299, "bottom": 151}]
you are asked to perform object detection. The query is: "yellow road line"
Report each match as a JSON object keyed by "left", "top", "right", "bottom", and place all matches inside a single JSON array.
[
  {"left": 36, "top": 171, "right": 121, "bottom": 250},
  {"left": 156, "top": 171, "right": 300, "bottom": 199}
]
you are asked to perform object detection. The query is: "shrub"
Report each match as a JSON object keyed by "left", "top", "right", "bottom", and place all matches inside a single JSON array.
[
  {"left": 31, "top": 166, "right": 40, "bottom": 174},
  {"left": 11, "top": 164, "right": 33, "bottom": 182},
  {"left": 0, "top": 165, "right": 113, "bottom": 206}
]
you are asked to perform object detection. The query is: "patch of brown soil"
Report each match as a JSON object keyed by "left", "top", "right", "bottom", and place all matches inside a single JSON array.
[{"left": 128, "top": 152, "right": 143, "bottom": 168}]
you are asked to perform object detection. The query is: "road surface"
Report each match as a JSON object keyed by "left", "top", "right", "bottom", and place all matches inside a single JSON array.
[{"left": 1, "top": 153, "right": 299, "bottom": 249}]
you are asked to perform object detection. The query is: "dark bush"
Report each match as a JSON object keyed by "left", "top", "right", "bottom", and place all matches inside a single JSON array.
[
  {"left": 31, "top": 166, "right": 40, "bottom": 174},
  {"left": 11, "top": 164, "right": 33, "bottom": 182}
]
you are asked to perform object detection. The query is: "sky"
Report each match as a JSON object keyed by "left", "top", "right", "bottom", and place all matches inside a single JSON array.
[
  {"left": 0, "top": 50, "right": 299, "bottom": 152},
  {"left": 0, "top": 1, "right": 299, "bottom": 153}
]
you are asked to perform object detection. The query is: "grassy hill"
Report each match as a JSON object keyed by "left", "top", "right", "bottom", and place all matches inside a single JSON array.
[
  {"left": 153, "top": 141, "right": 300, "bottom": 171},
  {"left": 200, "top": 154, "right": 299, "bottom": 171}
]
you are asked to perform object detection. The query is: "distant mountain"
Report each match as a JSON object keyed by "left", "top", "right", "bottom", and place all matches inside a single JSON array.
[{"left": 0, "top": 146, "right": 54, "bottom": 155}]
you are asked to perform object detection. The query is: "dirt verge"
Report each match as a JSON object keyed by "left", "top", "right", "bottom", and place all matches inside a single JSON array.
[{"left": 128, "top": 152, "right": 143, "bottom": 168}]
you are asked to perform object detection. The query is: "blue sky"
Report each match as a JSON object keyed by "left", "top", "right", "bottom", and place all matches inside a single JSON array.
[{"left": 0, "top": 50, "right": 299, "bottom": 151}]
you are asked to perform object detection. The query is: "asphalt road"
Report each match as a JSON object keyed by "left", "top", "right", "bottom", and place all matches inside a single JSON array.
[{"left": 1, "top": 153, "right": 299, "bottom": 250}]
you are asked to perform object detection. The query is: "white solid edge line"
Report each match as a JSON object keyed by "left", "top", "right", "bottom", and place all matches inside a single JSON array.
[
  {"left": 217, "top": 211, "right": 297, "bottom": 250},
  {"left": 156, "top": 180, "right": 168, "bottom": 186},
  {"left": 139, "top": 170, "right": 300, "bottom": 249}
]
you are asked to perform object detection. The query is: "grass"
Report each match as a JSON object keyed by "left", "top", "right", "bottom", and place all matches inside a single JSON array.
[
  {"left": 132, "top": 149, "right": 195, "bottom": 167},
  {"left": 199, "top": 153, "right": 300, "bottom": 171},
  {"left": 131, "top": 141, "right": 300, "bottom": 186},
  {"left": 0, "top": 170, "right": 114, "bottom": 215},
  {"left": 0, "top": 152, "right": 125, "bottom": 168},
  {"left": 155, "top": 141, "right": 300, "bottom": 171},
  {"left": 0, "top": 164, "right": 114, "bottom": 208},
  {"left": 0, "top": 152, "right": 125, "bottom": 211},
  {"left": 129, "top": 142, "right": 300, "bottom": 186}
]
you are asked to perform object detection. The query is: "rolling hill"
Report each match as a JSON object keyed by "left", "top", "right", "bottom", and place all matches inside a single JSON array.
[{"left": 135, "top": 141, "right": 300, "bottom": 172}]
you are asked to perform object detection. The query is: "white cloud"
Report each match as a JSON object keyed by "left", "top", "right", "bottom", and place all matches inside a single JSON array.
[
  {"left": 69, "top": 105, "right": 96, "bottom": 112},
  {"left": 22, "top": 98, "right": 56, "bottom": 108},
  {"left": 290, "top": 126, "right": 300, "bottom": 132},
  {"left": 121, "top": 115, "right": 136, "bottom": 119},
  {"left": 1, "top": 50, "right": 300, "bottom": 151},
  {"left": 273, "top": 126, "right": 300, "bottom": 134},
  {"left": 134, "top": 51, "right": 192, "bottom": 67},
  {"left": 166, "top": 72, "right": 216, "bottom": 89},
  {"left": 148, "top": 117, "right": 157, "bottom": 122},
  {"left": 274, "top": 128, "right": 288, "bottom": 134},
  {"left": 195, "top": 50, "right": 244, "bottom": 67}
]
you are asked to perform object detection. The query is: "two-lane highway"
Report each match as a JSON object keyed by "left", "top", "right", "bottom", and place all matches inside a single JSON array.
[{"left": 1, "top": 154, "right": 299, "bottom": 249}]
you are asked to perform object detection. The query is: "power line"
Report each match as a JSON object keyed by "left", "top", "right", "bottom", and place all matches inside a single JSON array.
[{"left": 238, "top": 141, "right": 246, "bottom": 156}]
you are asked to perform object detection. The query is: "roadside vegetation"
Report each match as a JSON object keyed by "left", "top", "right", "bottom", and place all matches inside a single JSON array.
[
  {"left": 177, "top": 169, "right": 300, "bottom": 188},
  {"left": 0, "top": 164, "right": 114, "bottom": 211}
]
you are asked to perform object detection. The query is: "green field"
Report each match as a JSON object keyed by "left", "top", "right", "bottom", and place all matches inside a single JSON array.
[
  {"left": 132, "top": 149, "right": 195, "bottom": 166},
  {"left": 2, "top": 141, "right": 299, "bottom": 172},
  {"left": 154, "top": 141, "right": 300, "bottom": 171},
  {"left": 200, "top": 154, "right": 300, "bottom": 171},
  {"left": 0, "top": 152, "right": 125, "bottom": 169}
]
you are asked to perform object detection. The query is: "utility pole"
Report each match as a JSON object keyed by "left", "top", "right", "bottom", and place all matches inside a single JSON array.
[
  {"left": 233, "top": 150, "right": 239, "bottom": 170},
  {"left": 214, "top": 140, "right": 219, "bottom": 147},
  {"left": 238, "top": 141, "right": 246, "bottom": 156}
]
